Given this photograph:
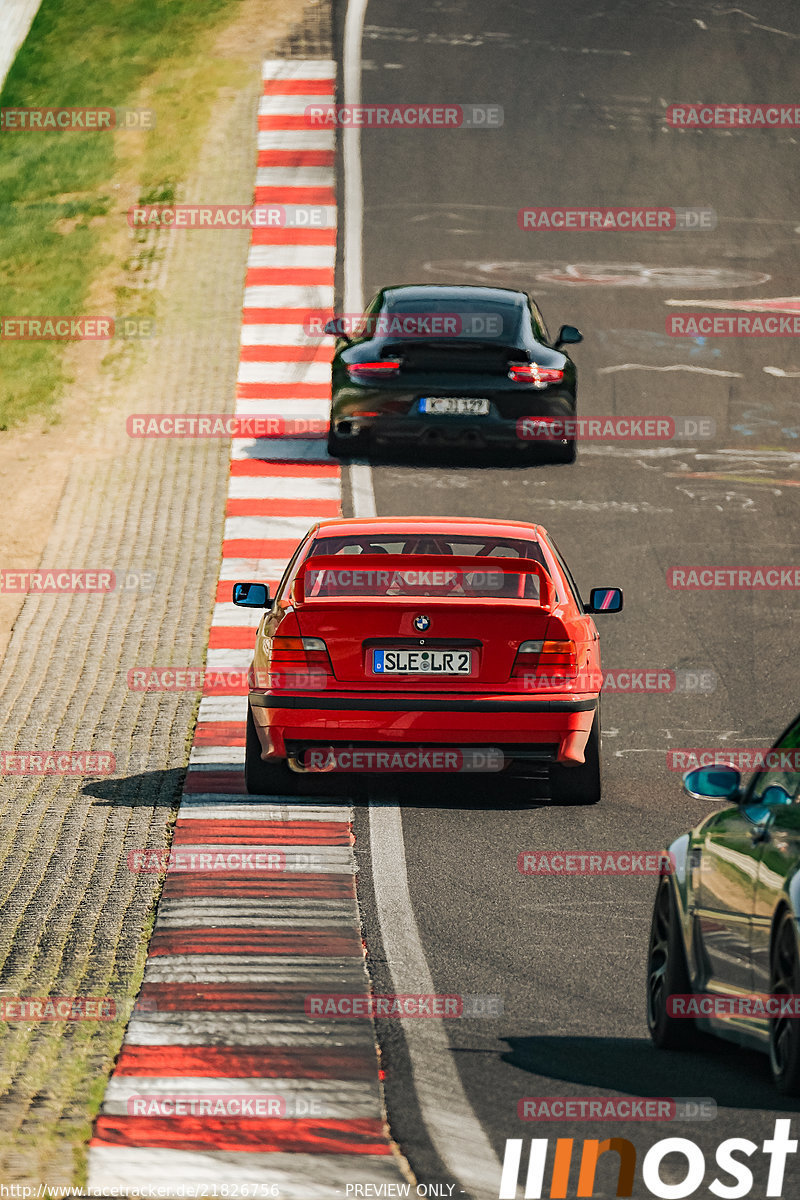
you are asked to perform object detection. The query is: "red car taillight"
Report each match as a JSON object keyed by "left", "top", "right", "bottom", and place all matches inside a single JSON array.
[
  {"left": 511, "top": 639, "right": 578, "bottom": 681},
  {"left": 346, "top": 360, "right": 401, "bottom": 378},
  {"left": 252, "top": 636, "right": 334, "bottom": 690},
  {"left": 508, "top": 363, "right": 564, "bottom": 387}
]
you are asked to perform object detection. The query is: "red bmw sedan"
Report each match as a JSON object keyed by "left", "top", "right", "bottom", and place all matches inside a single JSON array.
[{"left": 233, "top": 517, "right": 621, "bottom": 803}]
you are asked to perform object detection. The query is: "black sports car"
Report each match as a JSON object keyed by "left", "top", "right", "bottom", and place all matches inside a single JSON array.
[
  {"left": 647, "top": 709, "right": 800, "bottom": 1093},
  {"left": 324, "top": 284, "right": 582, "bottom": 460}
]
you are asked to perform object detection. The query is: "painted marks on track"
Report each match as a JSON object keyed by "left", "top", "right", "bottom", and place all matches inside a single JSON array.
[{"left": 423, "top": 258, "right": 771, "bottom": 289}]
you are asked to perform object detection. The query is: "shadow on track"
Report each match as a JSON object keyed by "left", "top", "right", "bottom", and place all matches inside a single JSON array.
[
  {"left": 83, "top": 769, "right": 568, "bottom": 812},
  {"left": 84, "top": 766, "right": 186, "bottom": 808},
  {"left": 348, "top": 442, "right": 573, "bottom": 470},
  {"left": 499, "top": 1033, "right": 796, "bottom": 1113}
]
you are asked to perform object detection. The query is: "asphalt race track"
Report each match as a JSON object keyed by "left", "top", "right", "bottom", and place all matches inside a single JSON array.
[{"left": 335, "top": 0, "right": 800, "bottom": 1196}]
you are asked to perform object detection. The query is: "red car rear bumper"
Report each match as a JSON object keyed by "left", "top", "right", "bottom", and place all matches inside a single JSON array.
[{"left": 249, "top": 690, "right": 598, "bottom": 766}]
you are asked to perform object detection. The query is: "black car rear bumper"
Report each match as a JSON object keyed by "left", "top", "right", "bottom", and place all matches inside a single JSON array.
[{"left": 331, "top": 411, "right": 576, "bottom": 449}]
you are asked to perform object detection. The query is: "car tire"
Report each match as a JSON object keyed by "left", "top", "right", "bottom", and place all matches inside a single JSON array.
[
  {"left": 326, "top": 427, "right": 347, "bottom": 458},
  {"left": 646, "top": 878, "right": 701, "bottom": 1049},
  {"left": 245, "top": 706, "right": 299, "bottom": 796},
  {"left": 548, "top": 718, "right": 601, "bottom": 805},
  {"left": 327, "top": 425, "right": 367, "bottom": 459},
  {"left": 245, "top": 709, "right": 348, "bottom": 797},
  {"left": 550, "top": 439, "right": 577, "bottom": 464},
  {"left": 769, "top": 910, "right": 800, "bottom": 1094}
]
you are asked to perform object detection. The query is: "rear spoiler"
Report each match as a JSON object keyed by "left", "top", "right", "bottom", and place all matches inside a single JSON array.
[{"left": 291, "top": 554, "right": 555, "bottom": 608}]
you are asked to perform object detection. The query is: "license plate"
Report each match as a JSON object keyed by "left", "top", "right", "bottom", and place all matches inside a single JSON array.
[
  {"left": 419, "top": 397, "right": 490, "bottom": 416},
  {"left": 372, "top": 648, "right": 473, "bottom": 675}
]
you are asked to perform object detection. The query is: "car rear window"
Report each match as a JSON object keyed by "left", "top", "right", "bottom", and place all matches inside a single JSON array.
[{"left": 302, "top": 534, "right": 547, "bottom": 599}]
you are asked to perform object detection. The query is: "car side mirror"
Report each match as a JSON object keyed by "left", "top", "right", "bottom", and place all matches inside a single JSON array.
[
  {"left": 233, "top": 581, "right": 271, "bottom": 608},
  {"left": 761, "top": 784, "right": 794, "bottom": 807},
  {"left": 324, "top": 318, "right": 352, "bottom": 343},
  {"left": 586, "top": 587, "right": 623, "bottom": 613},
  {"left": 683, "top": 764, "right": 742, "bottom": 802},
  {"left": 555, "top": 324, "right": 583, "bottom": 348}
]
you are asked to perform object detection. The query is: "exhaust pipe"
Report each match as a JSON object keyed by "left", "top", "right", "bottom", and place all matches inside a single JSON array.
[{"left": 286, "top": 749, "right": 337, "bottom": 774}]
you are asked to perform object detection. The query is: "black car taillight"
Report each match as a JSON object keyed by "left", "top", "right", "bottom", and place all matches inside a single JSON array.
[
  {"left": 346, "top": 360, "right": 401, "bottom": 378},
  {"left": 508, "top": 363, "right": 564, "bottom": 388}
]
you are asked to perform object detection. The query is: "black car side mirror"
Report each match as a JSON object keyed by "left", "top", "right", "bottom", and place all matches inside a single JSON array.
[
  {"left": 233, "top": 581, "right": 271, "bottom": 608},
  {"left": 555, "top": 324, "right": 583, "bottom": 348},
  {"left": 585, "top": 587, "right": 623, "bottom": 613},
  {"left": 324, "top": 318, "right": 352, "bottom": 343}
]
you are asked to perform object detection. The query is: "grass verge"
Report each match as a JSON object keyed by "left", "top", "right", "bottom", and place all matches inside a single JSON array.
[{"left": 0, "top": 0, "right": 256, "bottom": 429}]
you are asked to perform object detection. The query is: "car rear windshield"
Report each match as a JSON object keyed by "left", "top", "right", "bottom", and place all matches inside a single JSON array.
[
  {"left": 378, "top": 296, "right": 525, "bottom": 344},
  {"left": 303, "top": 534, "right": 547, "bottom": 599}
]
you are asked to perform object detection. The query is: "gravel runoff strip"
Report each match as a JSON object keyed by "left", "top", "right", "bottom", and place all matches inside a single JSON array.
[
  {"left": 87, "top": 42, "right": 412, "bottom": 1199},
  {"left": 0, "top": 52, "right": 258, "bottom": 1188}
]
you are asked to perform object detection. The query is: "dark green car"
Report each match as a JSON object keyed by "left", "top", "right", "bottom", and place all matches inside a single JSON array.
[
  {"left": 324, "top": 284, "right": 582, "bottom": 460},
  {"left": 647, "top": 710, "right": 800, "bottom": 1093}
]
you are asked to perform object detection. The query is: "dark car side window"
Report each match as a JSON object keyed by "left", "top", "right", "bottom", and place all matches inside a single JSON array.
[
  {"left": 528, "top": 300, "right": 550, "bottom": 344},
  {"left": 746, "top": 715, "right": 800, "bottom": 806}
]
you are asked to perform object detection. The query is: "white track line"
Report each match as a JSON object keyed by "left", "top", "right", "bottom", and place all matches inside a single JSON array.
[
  {"left": 369, "top": 806, "right": 504, "bottom": 1200},
  {"left": 597, "top": 362, "right": 744, "bottom": 377}
]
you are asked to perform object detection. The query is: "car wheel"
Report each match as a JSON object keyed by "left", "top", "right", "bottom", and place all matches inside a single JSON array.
[
  {"left": 550, "top": 439, "right": 577, "bottom": 464},
  {"left": 327, "top": 425, "right": 367, "bottom": 459},
  {"left": 646, "top": 878, "right": 700, "bottom": 1049},
  {"left": 548, "top": 718, "right": 601, "bottom": 805},
  {"left": 769, "top": 910, "right": 800, "bottom": 1094},
  {"left": 245, "top": 706, "right": 299, "bottom": 796},
  {"left": 326, "top": 427, "right": 346, "bottom": 458}
]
